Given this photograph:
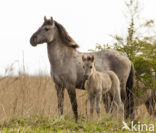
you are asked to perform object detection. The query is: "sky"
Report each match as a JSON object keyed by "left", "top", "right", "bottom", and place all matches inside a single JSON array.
[{"left": 0, "top": 0, "right": 156, "bottom": 75}]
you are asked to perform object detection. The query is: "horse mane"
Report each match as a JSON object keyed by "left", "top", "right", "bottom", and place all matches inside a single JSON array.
[{"left": 54, "top": 21, "right": 79, "bottom": 49}]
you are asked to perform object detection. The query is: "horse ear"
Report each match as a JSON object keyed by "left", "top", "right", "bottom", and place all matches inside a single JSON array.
[
  {"left": 91, "top": 55, "right": 94, "bottom": 62},
  {"left": 44, "top": 16, "right": 47, "bottom": 22},
  {"left": 82, "top": 55, "right": 86, "bottom": 62},
  {"left": 50, "top": 16, "right": 55, "bottom": 26},
  {"left": 50, "top": 17, "right": 53, "bottom": 22}
]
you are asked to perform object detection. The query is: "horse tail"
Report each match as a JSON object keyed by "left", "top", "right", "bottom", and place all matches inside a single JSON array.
[{"left": 126, "top": 62, "right": 135, "bottom": 118}]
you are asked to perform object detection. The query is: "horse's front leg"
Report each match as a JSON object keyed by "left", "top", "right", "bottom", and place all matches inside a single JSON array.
[
  {"left": 85, "top": 95, "right": 89, "bottom": 121},
  {"left": 96, "top": 92, "right": 102, "bottom": 120},
  {"left": 66, "top": 85, "right": 78, "bottom": 122},
  {"left": 89, "top": 95, "right": 95, "bottom": 119},
  {"left": 55, "top": 84, "right": 65, "bottom": 117}
]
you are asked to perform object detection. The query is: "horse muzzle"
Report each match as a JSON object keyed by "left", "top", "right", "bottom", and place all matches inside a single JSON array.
[{"left": 30, "top": 35, "right": 38, "bottom": 46}]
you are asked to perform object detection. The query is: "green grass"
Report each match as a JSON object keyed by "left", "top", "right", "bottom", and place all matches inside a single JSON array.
[{"left": 0, "top": 115, "right": 155, "bottom": 133}]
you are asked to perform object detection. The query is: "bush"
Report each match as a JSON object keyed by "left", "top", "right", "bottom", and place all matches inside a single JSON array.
[{"left": 91, "top": 0, "right": 156, "bottom": 97}]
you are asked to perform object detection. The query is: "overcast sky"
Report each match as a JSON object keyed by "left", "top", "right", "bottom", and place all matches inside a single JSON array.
[{"left": 0, "top": 0, "right": 156, "bottom": 75}]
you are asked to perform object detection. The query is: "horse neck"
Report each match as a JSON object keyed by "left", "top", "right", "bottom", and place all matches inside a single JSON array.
[{"left": 47, "top": 39, "right": 76, "bottom": 66}]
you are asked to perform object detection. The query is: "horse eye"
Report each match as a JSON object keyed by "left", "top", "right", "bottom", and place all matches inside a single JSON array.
[
  {"left": 90, "top": 66, "right": 92, "bottom": 69},
  {"left": 83, "top": 66, "right": 85, "bottom": 69},
  {"left": 45, "top": 28, "right": 49, "bottom": 32}
]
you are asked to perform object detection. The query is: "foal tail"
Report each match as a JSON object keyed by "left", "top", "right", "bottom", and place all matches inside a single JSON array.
[
  {"left": 107, "top": 71, "right": 121, "bottom": 103},
  {"left": 126, "top": 63, "right": 135, "bottom": 118},
  {"left": 107, "top": 71, "right": 123, "bottom": 115}
]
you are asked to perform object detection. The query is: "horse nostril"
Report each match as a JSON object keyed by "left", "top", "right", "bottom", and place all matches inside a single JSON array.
[
  {"left": 33, "top": 36, "right": 37, "bottom": 43},
  {"left": 30, "top": 35, "right": 38, "bottom": 46}
]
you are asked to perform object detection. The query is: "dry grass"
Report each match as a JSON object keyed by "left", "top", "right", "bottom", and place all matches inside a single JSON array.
[
  {"left": 0, "top": 75, "right": 150, "bottom": 122},
  {"left": 2, "top": 76, "right": 153, "bottom": 119},
  {"left": 0, "top": 75, "right": 109, "bottom": 122},
  {"left": 0, "top": 75, "right": 155, "bottom": 132}
]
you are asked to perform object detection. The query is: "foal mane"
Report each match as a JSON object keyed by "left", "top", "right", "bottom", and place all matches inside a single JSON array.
[{"left": 54, "top": 21, "right": 79, "bottom": 49}]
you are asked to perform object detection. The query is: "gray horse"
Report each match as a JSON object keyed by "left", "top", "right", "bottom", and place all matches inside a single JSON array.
[{"left": 30, "top": 16, "right": 135, "bottom": 121}]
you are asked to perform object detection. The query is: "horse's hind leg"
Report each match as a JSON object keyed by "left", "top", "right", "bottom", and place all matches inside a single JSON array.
[
  {"left": 111, "top": 88, "right": 124, "bottom": 119},
  {"left": 66, "top": 85, "right": 78, "bottom": 122},
  {"left": 121, "top": 82, "right": 131, "bottom": 119},
  {"left": 56, "top": 84, "right": 65, "bottom": 117},
  {"left": 145, "top": 98, "right": 155, "bottom": 116},
  {"left": 102, "top": 93, "right": 112, "bottom": 113},
  {"left": 120, "top": 82, "right": 127, "bottom": 101},
  {"left": 96, "top": 92, "right": 102, "bottom": 120}
]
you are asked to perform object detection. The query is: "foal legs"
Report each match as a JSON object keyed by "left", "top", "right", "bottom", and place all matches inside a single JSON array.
[
  {"left": 110, "top": 89, "right": 124, "bottom": 119},
  {"left": 88, "top": 93, "right": 102, "bottom": 120},
  {"left": 56, "top": 85, "right": 65, "bottom": 117},
  {"left": 102, "top": 93, "right": 112, "bottom": 113},
  {"left": 89, "top": 95, "right": 95, "bottom": 118},
  {"left": 96, "top": 92, "right": 102, "bottom": 120},
  {"left": 85, "top": 95, "right": 89, "bottom": 120}
]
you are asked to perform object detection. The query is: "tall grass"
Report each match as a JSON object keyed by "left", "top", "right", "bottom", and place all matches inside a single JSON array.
[
  {"left": 0, "top": 73, "right": 155, "bottom": 132},
  {"left": 0, "top": 73, "right": 152, "bottom": 121},
  {"left": 0, "top": 74, "right": 103, "bottom": 121}
]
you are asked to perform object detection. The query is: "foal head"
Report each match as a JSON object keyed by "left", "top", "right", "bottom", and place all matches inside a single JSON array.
[{"left": 82, "top": 55, "right": 95, "bottom": 80}]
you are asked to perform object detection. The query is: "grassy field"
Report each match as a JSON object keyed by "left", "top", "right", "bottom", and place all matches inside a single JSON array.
[{"left": 0, "top": 75, "right": 156, "bottom": 133}]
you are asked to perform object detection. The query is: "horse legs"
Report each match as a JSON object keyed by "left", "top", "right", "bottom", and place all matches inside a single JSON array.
[
  {"left": 120, "top": 82, "right": 127, "bottom": 101},
  {"left": 110, "top": 88, "right": 124, "bottom": 119},
  {"left": 85, "top": 95, "right": 89, "bottom": 121},
  {"left": 56, "top": 85, "right": 65, "bottom": 117},
  {"left": 120, "top": 81, "right": 134, "bottom": 119},
  {"left": 102, "top": 82, "right": 126, "bottom": 117},
  {"left": 120, "top": 82, "right": 130, "bottom": 119},
  {"left": 96, "top": 92, "right": 102, "bottom": 120},
  {"left": 89, "top": 95, "right": 95, "bottom": 119},
  {"left": 102, "top": 93, "right": 112, "bottom": 113},
  {"left": 66, "top": 86, "right": 78, "bottom": 122},
  {"left": 145, "top": 98, "right": 155, "bottom": 116}
]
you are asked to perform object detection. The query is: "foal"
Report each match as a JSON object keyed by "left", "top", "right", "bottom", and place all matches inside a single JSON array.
[{"left": 82, "top": 55, "right": 124, "bottom": 120}]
